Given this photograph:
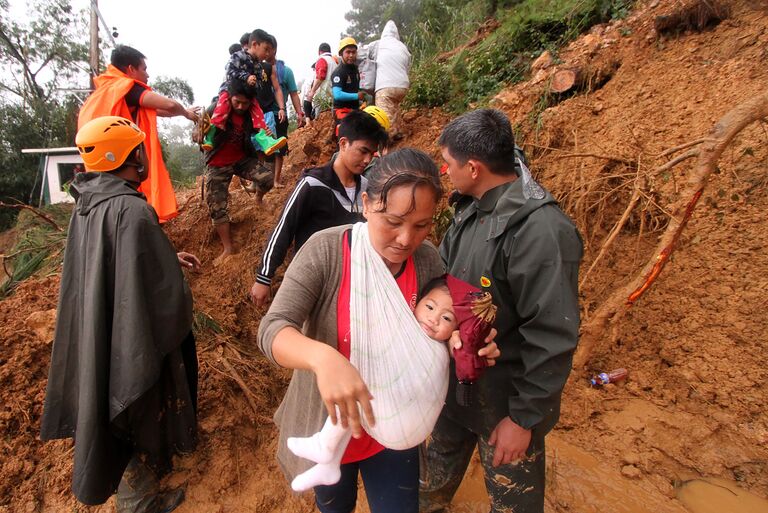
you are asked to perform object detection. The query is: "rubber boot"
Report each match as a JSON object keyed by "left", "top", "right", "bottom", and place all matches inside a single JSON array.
[
  {"left": 201, "top": 125, "right": 216, "bottom": 152},
  {"left": 250, "top": 129, "right": 287, "bottom": 156},
  {"left": 116, "top": 457, "right": 160, "bottom": 513}
]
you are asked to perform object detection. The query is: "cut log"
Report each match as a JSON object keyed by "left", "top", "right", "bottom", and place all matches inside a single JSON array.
[{"left": 550, "top": 69, "right": 579, "bottom": 94}]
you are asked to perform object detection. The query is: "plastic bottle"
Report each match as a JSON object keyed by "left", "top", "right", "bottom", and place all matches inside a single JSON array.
[{"left": 590, "top": 368, "right": 628, "bottom": 386}]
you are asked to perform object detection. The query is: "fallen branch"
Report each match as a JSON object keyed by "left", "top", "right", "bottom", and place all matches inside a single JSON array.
[
  {"left": 0, "top": 201, "right": 62, "bottom": 231},
  {"left": 553, "top": 152, "right": 637, "bottom": 166},
  {"left": 655, "top": 149, "right": 699, "bottom": 174},
  {"left": 573, "top": 91, "right": 768, "bottom": 370},
  {"left": 219, "top": 350, "right": 261, "bottom": 421},
  {"left": 656, "top": 137, "right": 714, "bottom": 157}
]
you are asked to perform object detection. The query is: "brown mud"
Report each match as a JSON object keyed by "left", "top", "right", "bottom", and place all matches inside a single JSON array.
[{"left": 1, "top": 0, "right": 767, "bottom": 511}]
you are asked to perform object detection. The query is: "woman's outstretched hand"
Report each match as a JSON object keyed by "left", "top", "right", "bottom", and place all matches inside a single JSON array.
[
  {"left": 449, "top": 328, "right": 500, "bottom": 366},
  {"left": 313, "top": 348, "right": 376, "bottom": 439}
]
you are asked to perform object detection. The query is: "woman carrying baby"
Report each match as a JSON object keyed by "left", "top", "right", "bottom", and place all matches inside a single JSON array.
[{"left": 257, "top": 148, "right": 498, "bottom": 513}]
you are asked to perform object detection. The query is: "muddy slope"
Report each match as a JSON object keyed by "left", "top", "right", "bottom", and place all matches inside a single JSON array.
[{"left": 0, "top": 0, "right": 766, "bottom": 511}]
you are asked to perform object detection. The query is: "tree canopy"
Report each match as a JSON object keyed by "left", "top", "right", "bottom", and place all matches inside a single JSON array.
[
  {"left": 0, "top": 0, "right": 89, "bottom": 105},
  {"left": 152, "top": 76, "right": 195, "bottom": 106},
  {"left": 0, "top": 0, "right": 199, "bottom": 230},
  {"left": 0, "top": 0, "right": 89, "bottom": 228},
  {"left": 344, "top": 0, "right": 421, "bottom": 42}
]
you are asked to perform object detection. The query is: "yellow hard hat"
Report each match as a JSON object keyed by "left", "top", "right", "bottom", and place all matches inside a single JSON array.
[
  {"left": 364, "top": 105, "right": 390, "bottom": 132},
  {"left": 75, "top": 116, "right": 145, "bottom": 172},
  {"left": 338, "top": 37, "right": 358, "bottom": 55}
]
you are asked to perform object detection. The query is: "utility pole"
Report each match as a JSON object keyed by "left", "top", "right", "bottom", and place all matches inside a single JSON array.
[{"left": 89, "top": 0, "right": 99, "bottom": 88}]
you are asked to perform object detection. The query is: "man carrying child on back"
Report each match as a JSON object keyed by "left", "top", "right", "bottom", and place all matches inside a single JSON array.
[
  {"left": 205, "top": 81, "right": 276, "bottom": 264},
  {"left": 202, "top": 29, "right": 286, "bottom": 155}
]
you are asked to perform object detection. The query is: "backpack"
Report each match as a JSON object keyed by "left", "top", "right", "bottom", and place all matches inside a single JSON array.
[{"left": 356, "top": 41, "right": 378, "bottom": 93}]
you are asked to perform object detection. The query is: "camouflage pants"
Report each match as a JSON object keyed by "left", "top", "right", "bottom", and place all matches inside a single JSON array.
[
  {"left": 419, "top": 413, "right": 546, "bottom": 513},
  {"left": 205, "top": 157, "right": 273, "bottom": 225}
]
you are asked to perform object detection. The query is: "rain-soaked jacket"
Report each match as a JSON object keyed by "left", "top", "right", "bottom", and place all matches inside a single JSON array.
[
  {"left": 439, "top": 162, "right": 583, "bottom": 437},
  {"left": 373, "top": 20, "right": 411, "bottom": 91},
  {"left": 40, "top": 172, "right": 197, "bottom": 505}
]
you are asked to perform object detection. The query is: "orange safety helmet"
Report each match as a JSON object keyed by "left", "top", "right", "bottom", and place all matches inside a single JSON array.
[
  {"left": 75, "top": 116, "right": 146, "bottom": 172},
  {"left": 363, "top": 105, "right": 390, "bottom": 132}
]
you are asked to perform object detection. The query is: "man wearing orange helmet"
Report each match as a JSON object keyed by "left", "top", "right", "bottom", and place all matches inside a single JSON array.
[{"left": 41, "top": 116, "right": 200, "bottom": 513}]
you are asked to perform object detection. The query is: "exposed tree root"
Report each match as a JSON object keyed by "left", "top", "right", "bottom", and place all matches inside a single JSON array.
[
  {"left": 579, "top": 168, "right": 645, "bottom": 288},
  {"left": 573, "top": 91, "right": 768, "bottom": 370}
]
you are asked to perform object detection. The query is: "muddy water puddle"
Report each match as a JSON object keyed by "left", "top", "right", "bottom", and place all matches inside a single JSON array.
[
  {"left": 449, "top": 436, "right": 768, "bottom": 513},
  {"left": 449, "top": 435, "right": 690, "bottom": 513},
  {"left": 676, "top": 477, "right": 768, "bottom": 513}
]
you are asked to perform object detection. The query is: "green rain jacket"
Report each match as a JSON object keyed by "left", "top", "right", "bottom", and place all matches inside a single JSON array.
[
  {"left": 440, "top": 165, "right": 582, "bottom": 437},
  {"left": 40, "top": 172, "right": 197, "bottom": 505}
]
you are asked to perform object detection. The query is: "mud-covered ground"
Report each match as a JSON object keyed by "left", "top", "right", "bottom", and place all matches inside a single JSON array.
[{"left": 1, "top": 0, "right": 767, "bottom": 511}]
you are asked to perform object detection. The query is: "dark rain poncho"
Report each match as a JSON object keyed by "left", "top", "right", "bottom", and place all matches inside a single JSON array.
[{"left": 40, "top": 172, "right": 197, "bottom": 505}]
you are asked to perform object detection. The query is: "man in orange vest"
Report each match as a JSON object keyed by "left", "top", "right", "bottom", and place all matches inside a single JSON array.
[{"left": 78, "top": 45, "right": 199, "bottom": 222}]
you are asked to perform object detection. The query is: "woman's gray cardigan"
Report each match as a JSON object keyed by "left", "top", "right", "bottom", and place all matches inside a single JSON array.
[{"left": 257, "top": 224, "right": 445, "bottom": 481}]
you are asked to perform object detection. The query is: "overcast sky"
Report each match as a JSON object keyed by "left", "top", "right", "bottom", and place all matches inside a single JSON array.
[{"left": 77, "top": 0, "right": 355, "bottom": 105}]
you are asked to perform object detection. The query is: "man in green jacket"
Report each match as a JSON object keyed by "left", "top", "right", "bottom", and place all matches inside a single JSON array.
[{"left": 420, "top": 109, "right": 583, "bottom": 513}]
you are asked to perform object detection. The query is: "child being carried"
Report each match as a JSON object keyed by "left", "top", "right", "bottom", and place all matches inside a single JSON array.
[
  {"left": 201, "top": 31, "right": 286, "bottom": 155},
  {"left": 287, "top": 272, "right": 495, "bottom": 491}
]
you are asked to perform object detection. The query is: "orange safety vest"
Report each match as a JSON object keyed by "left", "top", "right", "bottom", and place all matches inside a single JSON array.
[{"left": 78, "top": 65, "right": 178, "bottom": 222}]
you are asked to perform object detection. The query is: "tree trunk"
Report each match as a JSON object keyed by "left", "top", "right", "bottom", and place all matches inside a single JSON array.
[{"left": 573, "top": 90, "right": 768, "bottom": 371}]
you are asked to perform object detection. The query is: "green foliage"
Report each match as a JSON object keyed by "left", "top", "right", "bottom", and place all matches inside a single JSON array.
[
  {"left": 528, "top": 88, "right": 556, "bottom": 132},
  {"left": 0, "top": 0, "right": 89, "bottom": 229},
  {"left": 344, "top": 0, "right": 421, "bottom": 42},
  {"left": 157, "top": 123, "right": 204, "bottom": 188},
  {"left": 0, "top": 0, "right": 89, "bottom": 103},
  {"left": 193, "top": 310, "right": 223, "bottom": 336},
  {"left": 609, "top": 0, "right": 633, "bottom": 19},
  {"left": 431, "top": 204, "right": 455, "bottom": 243},
  {"left": 165, "top": 142, "right": 203, "bottom": 188},
  {"left": 404, "top": 61, "right": 451, "bottom": 108},
  {"left": 406, "top": 0, "right": 636, "bottom": 112},
  {"left": 405, "top": 0, "right": 486, "bottom": 63},
  {"left": 0, "top": 204, "right": 71, "bottom": 299},
  {"left": 152, "top": 76, "right": 195, "bottom": 105},
  {"left": 0, "top": 97, "right": 80, "bottom": 229}
]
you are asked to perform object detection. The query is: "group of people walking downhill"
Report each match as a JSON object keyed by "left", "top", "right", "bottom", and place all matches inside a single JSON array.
[{"left": 38, "top": 21, "right": 583, "bottom": 513}]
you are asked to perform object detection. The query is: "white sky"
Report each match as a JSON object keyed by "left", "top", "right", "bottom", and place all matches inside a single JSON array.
[{"left": 11, "top": 0, "right": 354, "bottom": 106}]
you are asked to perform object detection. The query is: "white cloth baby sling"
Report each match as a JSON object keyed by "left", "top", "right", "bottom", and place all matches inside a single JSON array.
[
  {"left": 349, "top": 222, "right": 449, "bottom": 447},
  {"left": 286, "top": 222, "right": 449, "bottom": 491}
]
